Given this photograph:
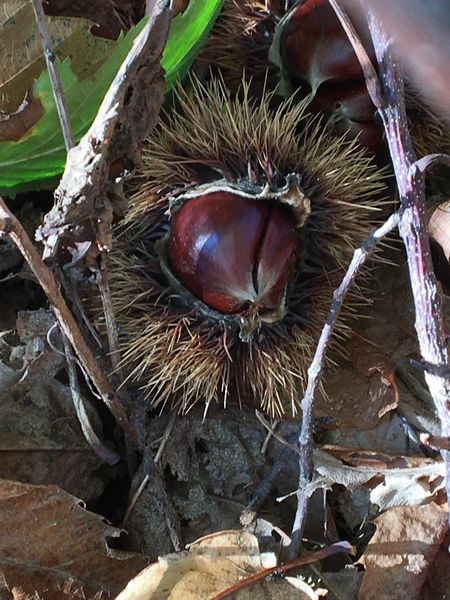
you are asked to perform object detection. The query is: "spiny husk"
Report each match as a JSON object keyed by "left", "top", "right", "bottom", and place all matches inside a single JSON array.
[
  {"left": 406, "top": 87, "right": 450, "bottom": 159},
  {"left": 202, "top": 0, "right": 450, "bottom": 160},
  {"left": 200, "top": 0, "right": 275, "bottom": 92},
  {"left": 109, "top": 78, "right": 388, "bottom": 418}
]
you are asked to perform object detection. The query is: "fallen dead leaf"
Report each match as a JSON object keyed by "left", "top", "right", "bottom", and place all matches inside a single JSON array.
[
  {"left": 115, "top": 530, "right": 341, "bottom": 600},
  {"left": 123, "top": 410, "right": 267, "bottom": 560},
  {"left": 0, "top": 1, "right": 112, "bottom": 117},
  {"left": 0, "top": 378, "right": 107, "bottom": 501},
  {"left": 358, "top": 503, "right": 448, "bottom": 600},
  {"left": 115, "top": 530, "right": 277, "bottom": 600},
  {"left": 278, "top": 448, "right": 445, "bottom": 512},
  {"left": 0, "top": 309, "right": 108, "bottom": 501},
  {"left": 0, "top": 479, "right": 146, "bottom": 599},
  {"left": 43, "top": 0, "right": 134, "bottom": 40},
  {"left": 420, "top": 532, "right": 450, "bottom": 600},
  {"left": 429, "top": 201, "right": 450, "bottom": 262}
]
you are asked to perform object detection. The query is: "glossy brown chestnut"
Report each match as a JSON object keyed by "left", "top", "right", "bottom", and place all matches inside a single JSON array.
[
  {"left": 309, "top": 82, "right": 385, "bottom": 157},
  {"left": 168, "top": 191, "right": 298, "bottom": 315},
  {"left": 279, "top": 0, "right": 374, "bottom": 90}
]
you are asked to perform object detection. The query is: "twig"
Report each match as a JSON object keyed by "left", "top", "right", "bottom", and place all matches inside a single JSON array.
[
  {"left": 260, "top": 417, "right": 280, "bottom": 454},
  {"left": 420, "top": 433, "right": 450, "bottom": 451},
  {"left": 122, "top": 473, "right": 150, "bottom": 526},
  {"left": 210, "top": 541, "right": 353, "bottom": 600},
  {"left": 96, "top": 258, "right": 121, "bottom": 372},
  {"left": 413, "top": 153, "right": 450, "bottom": 175},
  {"left": 154, "top": 411, "right": 177, "bottom": 464},
  {"left": 329, "top": 0, "right": 450, "bottom": 526},
  {"left": 0, "top": 197, "right": 136, "bottom": 441},
  {"left": 65, "top": 280, "right": 103, "bottom": 348},
  {"left": 256, "top": 410, "right": 300, "bottom": 455},
  {"left": 30, "top": 0, "right": 74, "bottom": 150},
  {"left": 289, "top": 211, "right": 400, "bottom": 558},
  {"left": 61, "top": 333, "right": 120, "bottom": 465},
  {"left": 155, "top": 462, "right": 183, "bottom": 551}
]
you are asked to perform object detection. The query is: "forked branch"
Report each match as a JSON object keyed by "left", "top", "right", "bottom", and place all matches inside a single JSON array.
[{"left": 289, "top": 211, "right": 400, "bottom": 557}]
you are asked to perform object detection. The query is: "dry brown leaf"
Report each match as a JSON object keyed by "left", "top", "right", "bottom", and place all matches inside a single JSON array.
[
  {"left": 420, "top": 533, "right": 450, "bottom": 600},
  {"left": 0, "top": 95, "right": 43, "bottom": 142},
  {"left": 0, "top": 377, "right": 107, "bottom": 500},
  {"left": 0, "top": 479, "right": 146, "bottom": 599},
  {"left": 0, "top": 309, "right": 106, "bottom": 501},
  {"left": 358, "top": 503, "right": 448, "bottom": 600},
  {"left": 115, "top": 530, "right": 277, "bottom": 600},
  {"left": 279, "top": 449, "right": 444, "bottom": 511},
  {"left": 115, "top": 529, "right": 328, "bottom": 600},
  {"left": 43, "top": 0, "right": 134, "bottom": 40},
  {"left": 0, "top": 1, "right": 111, "bottom": 117},
  {"left": 429, "top": 201, "right": 450, "bottom": 260},
  {"left": 285, "top": 577, "right": 329, "bottom": 598}
]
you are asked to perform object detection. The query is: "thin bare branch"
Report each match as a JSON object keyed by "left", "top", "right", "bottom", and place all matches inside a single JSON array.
[
  {"left": 96, "top": 259, "right": 121, "bottom": 372},
  {"left": 30, "top": 0, "right": 74, "bottom": 150},
  {"left": 420, "top": 433, "right": 450, "bottom": 451},
  {"left": 0, "top": 197, "right": 136, "bottom": 441},
  {"left": 412, "top": 153, "right": 450, "bottom": 175},
  {"left": 327, "top": 0, "right": 382, "bottom": 106},
  {"left": 211, "top": 541, "right": 353, "bottom": 600},
  {"left": 289, "top": 211, "right": 401, "bottom": 558}
]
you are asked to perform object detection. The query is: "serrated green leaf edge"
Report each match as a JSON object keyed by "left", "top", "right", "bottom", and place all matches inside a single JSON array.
[{"left": 0, "top": 0, "right": 224, "bottom": 196}]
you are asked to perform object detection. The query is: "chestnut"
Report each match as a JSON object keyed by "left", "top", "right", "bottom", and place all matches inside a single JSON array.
[
  {"left": 309, "top": 82, "right": 385, "bottom": 157},
  {"left": 278, "top": 0, "right": 374, "bottom": 91},
  {"left": 270, "top": 0, "right": 385, "bottom": 157},
  {"left": 168, "top": 191, "right": 298, "bottom": 316}
]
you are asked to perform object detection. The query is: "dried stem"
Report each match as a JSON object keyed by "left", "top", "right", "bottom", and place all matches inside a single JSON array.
[
  {"left": 61, "top": 333, "right": 120, "bottom": 465},
  {"left": 30, "top": 0, "right": 74, "bottom": 150},
  {"left": 329, "top": 0, "right": 450, "bottom": 525},
  {"left": 420, "top": 433, "right": 450, "bottom": 451},
  {"left": 96, "top": 258, "right": 121, "bottom": 372},
  {"left": 122, "top": 473, "right": 150, "bottom": 526},
  {"left": 0, "top": 197, "right": 136, "bottom": 442},
  {"left": 211, "top": 541, "right": 353, "bottom": 600},
  {"left": 289, "top": 211, "right": 400, "bottom": 558}
]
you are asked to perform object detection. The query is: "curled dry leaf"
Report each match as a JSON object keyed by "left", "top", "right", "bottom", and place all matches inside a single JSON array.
[
  {"left": 115, "top": 530, "right": 277, "bottom": 600},
  {"left": 43, "top": 0, "right": 135, "bottom": 40},
  {"left": 0, "top": 479, "right": 146, "bottom": 599},
  {"left": 115, "top": 530, "right": 332, "bottom": 600},
  {"left": 279, "top": 448, "right": 445, "bottom": 512},
  {"left": 358, "top": 503, "right": 448, "bottom": 600}
]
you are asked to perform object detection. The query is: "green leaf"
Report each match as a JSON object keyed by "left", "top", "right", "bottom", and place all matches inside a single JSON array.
[
  {"left": 0, "top": 0, "right": 224, "bottom": 196},
  {"left": 163, "top": 0, "right": 224, "bottom": 90}
]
